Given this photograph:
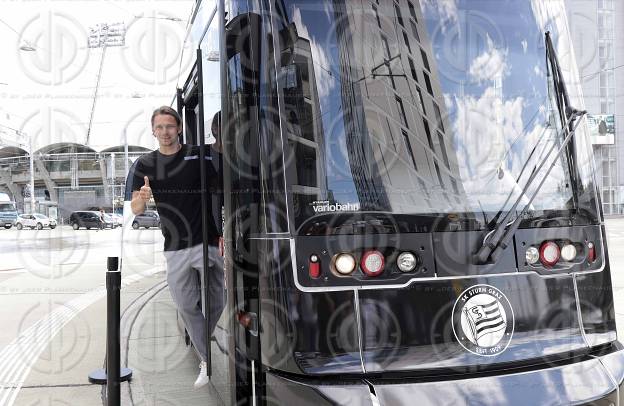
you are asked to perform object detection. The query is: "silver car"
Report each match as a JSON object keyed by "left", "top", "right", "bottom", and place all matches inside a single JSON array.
[
  {"left": 15, "top": 213, "right": 57, "bottom": 230},
  {"left": 132, "top": 210, "right": 160, "bottom": 229}
]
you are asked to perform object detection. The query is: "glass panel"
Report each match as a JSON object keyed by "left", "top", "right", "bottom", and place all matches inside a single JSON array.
[
  {"left": 272, "top": 0, "right": 598, "bottom": 233},
  {"left": 200, "top": 6, "right": 222, "bottom": 146}
]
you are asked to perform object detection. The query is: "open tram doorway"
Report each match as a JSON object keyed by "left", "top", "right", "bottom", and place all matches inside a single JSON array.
[{"left": 174, "top": 1, "right": 230, "bottom": 402}]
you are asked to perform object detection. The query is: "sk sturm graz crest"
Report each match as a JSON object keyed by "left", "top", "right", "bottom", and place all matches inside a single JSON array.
[{"left": 452, "top": 284, "right": 514, "bottom": 356}]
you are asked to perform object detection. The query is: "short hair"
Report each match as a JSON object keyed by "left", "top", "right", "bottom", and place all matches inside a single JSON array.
[
  {"left": 151, "top": 106, "right": 182, "bottom": 127},
  {"left": 211, "top": 111, "right": 220, "bottom": 136}
]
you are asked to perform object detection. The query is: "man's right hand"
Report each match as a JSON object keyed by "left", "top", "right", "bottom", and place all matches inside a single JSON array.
[{"left": 139, "top": 176, "right": 152, "bottom": 203}]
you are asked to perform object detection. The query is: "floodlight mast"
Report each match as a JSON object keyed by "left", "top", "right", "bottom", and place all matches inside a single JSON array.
[{"left": 86, "top": 22, "right": 126, "bottom": 146}]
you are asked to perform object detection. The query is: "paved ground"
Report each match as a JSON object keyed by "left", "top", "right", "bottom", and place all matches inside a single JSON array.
[
  {"left": 605, "top": 218, "right": 624, "bottom": 339},
  {"left": 1, "top": 219, "right": 624, "bottom": 405}
]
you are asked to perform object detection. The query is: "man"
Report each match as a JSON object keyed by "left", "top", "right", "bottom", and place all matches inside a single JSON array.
[
  {"left": 130, "top": 106, "right": 224, "bottom": 389},
  {"left": 99, "top": 208, "right": 105, "bottom": 231}
]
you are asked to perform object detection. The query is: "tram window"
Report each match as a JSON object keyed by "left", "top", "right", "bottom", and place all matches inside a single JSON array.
[{"left": 225, "top": 11, "right": 263, "bottom": 236}]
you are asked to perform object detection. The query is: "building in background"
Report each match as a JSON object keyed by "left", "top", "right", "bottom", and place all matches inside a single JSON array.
[{"left": 567, "top": 0, "right": 622, "bottom": 215}]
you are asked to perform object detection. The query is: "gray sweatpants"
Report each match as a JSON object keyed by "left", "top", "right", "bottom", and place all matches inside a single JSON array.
[{"left": 163, "top": 243, "right": 225, "bottom": 362}]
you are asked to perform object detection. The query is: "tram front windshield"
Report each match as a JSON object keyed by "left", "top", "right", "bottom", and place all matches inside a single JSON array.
[{"left": 275, "top": 0, "right": 598, "bottom": 234}]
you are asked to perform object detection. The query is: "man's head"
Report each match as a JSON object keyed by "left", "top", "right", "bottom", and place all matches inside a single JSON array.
[
  {"left": 210, "top": 111, "right": 222, "bottom": 153},
  {"left": 151, "top": 106, "right": 182, "bottom": 149}
]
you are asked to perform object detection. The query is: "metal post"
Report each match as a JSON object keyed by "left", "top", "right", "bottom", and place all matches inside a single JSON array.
[
  {"left": 196, "top": 48, "right": 212, "bottom": 377},
  {"left": 88, "top": 257, "right": 132, "bottom": 399},
  {"left": 111, "top": 152, "right": 115, "bottom": 214},
  {"left": 123, "top": 130, "right": 129, "bottom": 196},
  {"left": 106, "top": 257, "right": 121, "bottom": 405},
  {"left": 28, "top": 135, "right": 35, "bottom": 213},
  {"left": 86, "top": 45, "right": 107, "bottom": 145}
]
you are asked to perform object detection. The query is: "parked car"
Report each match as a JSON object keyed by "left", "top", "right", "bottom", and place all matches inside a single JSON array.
[
  {"left": 0, "top": 192, "right": 17, "bottom": 229},
  {"left": 132, "top": 210, "right": 160, "bottom": 229},
  {"left": 69, "top": 211, "right": 103, "bottom": 230},
  {"left": 15, "top": 213, "right": 57, "bottom": 230},
  {"left": 112, "top": 213, "right": 123, "bottom": 227},
  {"left": 102, "top": 213, "right": 117, "bottom": 229}
]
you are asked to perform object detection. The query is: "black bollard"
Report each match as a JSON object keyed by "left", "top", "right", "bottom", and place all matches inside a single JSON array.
[
  {"left": 106, "top": 257, "right": 121, "bottom": 404},
  {"left": 89, "top": 257, "right": 132, "bottom": 406}
]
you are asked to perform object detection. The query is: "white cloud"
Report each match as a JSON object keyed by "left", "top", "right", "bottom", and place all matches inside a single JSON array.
[
  {"left": 423, "top": 0, "right": 458, "bottom": 29},
  {"left": 451, "top": 84, "right": 572, "bottom": 211},
  {"left": 452, "top": 86, "right": 525, "bottom": 210},
  {"left": 468, "top": 35, "right": 508, "bottom": 83}
]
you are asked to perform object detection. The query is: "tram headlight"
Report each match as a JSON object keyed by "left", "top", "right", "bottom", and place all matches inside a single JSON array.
[
  {"left": 334, "top": 253, "right": 356, "bottom": 275},
  {"left": 361, "top": 250, "right": 384, "bottom": 276},
  {"left": 560, "top": 244, "right": 577, "bottom": 262},
  {"left": 397, "top": 252, "right": 418, "bottom": 272},
  {"left": 525, "top": 247, "right": 540, "bottom": 265}
]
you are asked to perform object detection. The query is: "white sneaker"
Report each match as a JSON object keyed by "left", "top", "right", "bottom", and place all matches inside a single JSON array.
[{"left": 194, "top": 361, "right": 209, "bottom": 389}]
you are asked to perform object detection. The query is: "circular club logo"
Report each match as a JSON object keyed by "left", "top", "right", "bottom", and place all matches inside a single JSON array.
[{"left": 452, "top": 284, "right": 514, "bottom": 356}]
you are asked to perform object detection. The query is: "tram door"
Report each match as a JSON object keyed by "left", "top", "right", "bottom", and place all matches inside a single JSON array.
[{"left": 176, "top": 8, "right": 231, "bottom": 402}]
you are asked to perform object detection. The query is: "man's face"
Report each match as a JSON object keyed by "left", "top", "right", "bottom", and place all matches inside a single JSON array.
[{"left": 152, "top": 114, "right": 181, "bottom": 148}]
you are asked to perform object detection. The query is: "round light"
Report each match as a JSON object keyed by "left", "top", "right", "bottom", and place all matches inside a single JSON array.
[
  {"left": 334, "top": 253, "right": 356, "bottom": 275},
  {"left": 397, "top": 252, "right": 418, "bottom": 272},
  {"left": 361, "top": 250, "right": 384, "bottom": 276},
  {"left": 539, "top": 241, "right": 560, "bottom": 267},
  {"left": 310, "top": 254, "right": 319, "bottom": 263},
  {"left": 525, "top": 247, "right": 540, "bottom": 265},
  {"left": 560, "top": 244, "right": 577, "bottom": 262}
]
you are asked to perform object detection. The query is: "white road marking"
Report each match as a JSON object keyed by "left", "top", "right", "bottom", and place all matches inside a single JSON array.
[{"left": 0, "top": 271, "right": 152, "bottom": 405}]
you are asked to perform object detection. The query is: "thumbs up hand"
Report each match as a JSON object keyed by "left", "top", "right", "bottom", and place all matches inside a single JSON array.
[{"left": 139, "top": 176, "right": 152, "bottom": 203}]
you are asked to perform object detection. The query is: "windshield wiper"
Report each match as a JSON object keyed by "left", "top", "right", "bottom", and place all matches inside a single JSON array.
[
  {"left": 472, "top": 109, "right": 586, "bottom": 265},
  {"left": 472, "top": 32, "right": 587, "bottom": 265},
  {"left": 545, "top": 31, "right": 582, "bottom": 210}
]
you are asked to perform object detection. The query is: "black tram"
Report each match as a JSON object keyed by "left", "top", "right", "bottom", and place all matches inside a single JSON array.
[{"left": 170, "top": 0, "right": 624, "bottom": 404}]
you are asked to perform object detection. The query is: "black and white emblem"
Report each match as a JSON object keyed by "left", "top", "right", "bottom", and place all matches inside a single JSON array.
[{"left": 452, "top": 284, "right": 514, "bottom": 356}]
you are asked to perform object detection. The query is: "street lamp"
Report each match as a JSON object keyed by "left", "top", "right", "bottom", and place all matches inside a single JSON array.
[
  {"left": 14, "top": 42, "right": 37, "bottom": 212},
  {"left": 14, "top": 129, "right": 36, "bottom": 213},
  {"left": 28, "top": 134, "right": 35, "bottom": 213}
]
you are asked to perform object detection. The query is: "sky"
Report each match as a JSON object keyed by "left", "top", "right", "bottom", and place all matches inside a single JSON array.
[{"left": 0, "top": 0, "right": 195, "bottom": 152}]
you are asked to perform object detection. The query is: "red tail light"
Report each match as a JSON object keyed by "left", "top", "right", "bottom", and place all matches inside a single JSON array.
[
  {"left": 588, "top": 242, "right": 596, "bottom": 262},
  {"left": 539, "top": 241, "right": 560, "bottom": 267},
  {"left": 361, "top": 250, "right": 384, "bottom": 276},
  {"left": 309, "top": 254, "right": 320, "bottom": 279}
]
